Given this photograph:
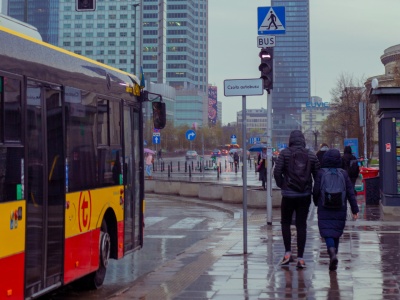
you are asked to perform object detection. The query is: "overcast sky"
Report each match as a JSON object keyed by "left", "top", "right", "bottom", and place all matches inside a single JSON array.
[{"left": 209, "top": 0, "right": 400, "bottom": 124}]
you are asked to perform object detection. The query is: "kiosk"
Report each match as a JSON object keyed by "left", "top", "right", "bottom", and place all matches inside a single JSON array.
[{"left": 370, "top": 87, "right": 400, "bottom": 212}]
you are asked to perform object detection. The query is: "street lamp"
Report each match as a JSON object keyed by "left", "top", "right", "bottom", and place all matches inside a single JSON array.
[
  {"left": 132, "top": 2, "right": 140, "bottom": 75},
  {"left": 290, "top": 114, "right": 302, "bottom": 131},
  {"left": 313, "top": 129, "right": 319, "bottom": 151}
]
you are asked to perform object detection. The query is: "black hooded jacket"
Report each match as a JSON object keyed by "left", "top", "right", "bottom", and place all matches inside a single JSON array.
[{"left": 273, "top": 130, "right": 320, "bottom": 197}]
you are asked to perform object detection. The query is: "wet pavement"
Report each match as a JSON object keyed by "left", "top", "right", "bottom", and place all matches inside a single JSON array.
[{"left": 108, "top": 178, "right": 400, "bottom": 300}]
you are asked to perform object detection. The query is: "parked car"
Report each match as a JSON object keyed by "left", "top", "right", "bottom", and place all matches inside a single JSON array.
[
  {"left": 221, "top": 149, "right": 229, "bottom": 156},
  {"left": 211, "top": 149, "right": 221, "bottom": 158},
  {"left": 185, "top": 150, "right": 198, "bottom": 160}
]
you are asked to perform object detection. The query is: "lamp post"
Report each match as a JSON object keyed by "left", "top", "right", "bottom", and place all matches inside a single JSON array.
[
  {"left": 313, "top": 129, "right": 319, "bottom": 151},
  {"left": 290, "top": 114, "right": 302, "bottom": 131},
  {"left": 132, "top": 3, "right": 140, "bottom": 75}
]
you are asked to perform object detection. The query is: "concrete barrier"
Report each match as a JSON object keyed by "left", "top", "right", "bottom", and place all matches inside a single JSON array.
[
  {"left": 247, "top": 188, "right": 281, "bottom": 208},
  {"left": 179, "top": 182, "right": 199, "bottom": 197},
  {"left": 154, "top": 181, "right": 181, "bottom": 195},
  {"left": 198, "top": 183, "right": 224, "bottom": 200},
  {"left": 145, "top": 180, "right": 155, "bottom": 193},
  {"left": 145, "top": 179, "right": 282, "bottom": 209},
  {"left": 222, "top": 186, "right": 243, "bottom": 204}
]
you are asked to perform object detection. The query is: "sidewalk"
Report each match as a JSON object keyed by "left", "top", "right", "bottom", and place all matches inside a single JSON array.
[{"left": 110, "top": 193, "right": 400, "bottom": 300}]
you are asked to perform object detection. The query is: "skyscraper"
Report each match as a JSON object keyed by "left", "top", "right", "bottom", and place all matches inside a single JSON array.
[
  {"left": 142, "top": 0, "right": 208, "bottom": 93},
  {"left": 271, "top": 0, "right": 310, "bottom": 147},
  {"left": 8, "top": 0, "right": 59, "bottom": 44}
]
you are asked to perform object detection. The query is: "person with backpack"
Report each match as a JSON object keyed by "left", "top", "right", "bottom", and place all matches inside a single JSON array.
[
  {"left": 341, "top": 145, "right": 360, "bottom": 190},
  {"left": 273, "top": 130, "right": 320, "bottom": 268},
  {"left": 313, "top": 148, "right": 359, "bottom": 271}
]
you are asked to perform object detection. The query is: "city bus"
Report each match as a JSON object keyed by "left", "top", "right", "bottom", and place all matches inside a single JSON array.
[{"left": 0, "top": 22, "right": 163, "bottom": 299}]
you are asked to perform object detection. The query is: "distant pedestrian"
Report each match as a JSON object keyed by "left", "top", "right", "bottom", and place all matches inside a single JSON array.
[
  {"left": 273, "top": 130, "right": 320, "bottom": 269},
  {"left": 228, "top": 153, "right": 234, "bottom": 170},
  {"left": 257, "top": 147, "right": 267, "bottom": 190},
  {"left": 316, "top": 143, "right": 329, "bottom": 165},
  {"left": 313, "top": 148, "right": 359, "bottom": 271},
  {"left": 233, "top": 151, "right": 239, "bottom": 172},
  {"left": 341, "top": 145, "right": 359, "bottom": 190},
  {"left": 145, "top": 152, "right": 153, "bottom": 179}
]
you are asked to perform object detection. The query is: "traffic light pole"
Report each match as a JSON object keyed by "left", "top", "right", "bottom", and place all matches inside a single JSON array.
[
  {"left": 266, "top": 90, "right": 273, "bottom": 225},
  {"left": 242, "top": 96, "right": 248, "bottom": 254}
]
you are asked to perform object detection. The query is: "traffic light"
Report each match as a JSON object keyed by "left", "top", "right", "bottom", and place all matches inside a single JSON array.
[
  {"left": 259, "top": 48, "right": 274, "bottom": 90},
  {"left": 76, "top": 0, "right": 96, "bottom": 11}
]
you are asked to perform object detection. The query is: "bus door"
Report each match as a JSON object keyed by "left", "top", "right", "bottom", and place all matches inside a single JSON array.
[
  {"left": 25, "top": 80, "right": 65, "bottom": 298},
  {"left": 123, "top": 104, "right": 142, "bottom": 253}
]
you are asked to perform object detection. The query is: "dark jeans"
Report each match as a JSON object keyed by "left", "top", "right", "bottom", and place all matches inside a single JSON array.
[
  {"left": 325, "top": 237, "right": 339, "bottom": 252},
  {"left": 281, "top": 195, "right": 311, "bottom": 258}
]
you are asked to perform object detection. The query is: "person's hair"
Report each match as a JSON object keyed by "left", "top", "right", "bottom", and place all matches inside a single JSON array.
[
  {"left": 319, "top": 143, "right": 329, "bottom": 149},
  {"left": 344, "top": 145, "right": 352, "bottom": 154}
]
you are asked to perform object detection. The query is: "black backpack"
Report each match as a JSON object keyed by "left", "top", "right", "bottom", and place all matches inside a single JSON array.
[
  {"left": 286, "top": 147, "right": 311, "bottom": 192},
  {"left": 320, "top": 168, "right": 346, "bottom": 209}
]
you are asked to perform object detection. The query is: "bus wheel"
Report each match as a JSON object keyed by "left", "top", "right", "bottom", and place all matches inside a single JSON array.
[{"left": 85, "top": 220, "right": 111, "bottom": 289}]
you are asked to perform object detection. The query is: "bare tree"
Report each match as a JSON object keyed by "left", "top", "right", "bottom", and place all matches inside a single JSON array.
[{"left": 325, "top": 73, "right": 375, "bottom": 158}]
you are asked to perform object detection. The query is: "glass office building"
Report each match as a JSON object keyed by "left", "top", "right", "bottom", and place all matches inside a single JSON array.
[
  {"left": 271, "top": 0, "right": 310, "bottom": 147},
  {"left": 142, "top": 0, "right": 208, "bottom": 94},
  {"left": 8, "top": 0, "right": 59, "bottom": 45}
]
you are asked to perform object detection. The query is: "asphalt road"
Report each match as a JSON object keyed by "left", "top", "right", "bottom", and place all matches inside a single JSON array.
[{"left": 39, "top": 195, "right": 235, "bottom": 300}]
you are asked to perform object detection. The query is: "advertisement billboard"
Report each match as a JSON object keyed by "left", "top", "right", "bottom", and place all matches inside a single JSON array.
[{"left": 208, "top": 86, "right": 217, "bottom": 125}]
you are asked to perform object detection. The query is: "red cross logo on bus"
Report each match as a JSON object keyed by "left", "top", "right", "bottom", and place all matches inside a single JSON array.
[{"left": 78, "top": 191, "right": 92, "bottom": 232}]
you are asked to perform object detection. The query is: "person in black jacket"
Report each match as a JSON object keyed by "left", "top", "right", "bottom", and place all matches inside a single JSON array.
[
  {"left": 316, "top": 143, "right": 329, "bottom": 164},
  {"left": 341, "top": 145, "right": 359, "bottom": 189},
  {"left": 257, "top": 147, "right": 267, "bottom": 190},
  {"left": 273, "top": 130, "right": 320, "bottom": 269},
  {"left": 313, "top": 148, "right": 359, "bottom": 271}
]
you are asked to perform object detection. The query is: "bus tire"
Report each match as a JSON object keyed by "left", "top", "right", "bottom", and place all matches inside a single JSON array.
[{"left": 84, "top": 220, "right": 111, "bottom": 289}]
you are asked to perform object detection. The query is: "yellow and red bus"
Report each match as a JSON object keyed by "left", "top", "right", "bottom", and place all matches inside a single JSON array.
[{"left": 0, "top": 23, "right": 162, "bottom": 299}]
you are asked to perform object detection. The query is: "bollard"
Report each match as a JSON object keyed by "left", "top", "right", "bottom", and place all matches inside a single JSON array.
[
  {"left": 189, "top": 165, "right": 192, "bottom": 178},
  {"left": 217, "top": 166, "right": 220, "bottom": 179},
  {"left": 178, "top": 161, "right": 180, "bottom": 171},
  {"left": 191, "top": 161, "right": 194, "bottom": 171},
  {"left": 168, "top": 165, "right": 171, "bottom": 178},
  {"left": 170, "top": 161, "right": 173, "bottom": 173},
  {"left": 219, "top": 162, "right": 222, "bottom": 173},
  {"left": 185, "top": 161, "right": 187, "bottom": 173}
]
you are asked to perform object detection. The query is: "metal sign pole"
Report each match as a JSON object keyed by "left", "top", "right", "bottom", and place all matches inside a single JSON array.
[
  {"left": 266, "top": 91, "right": 273, "bottom": 225},
  {"left": 242, "top": 95, "right": 248, "bottom": 254}
]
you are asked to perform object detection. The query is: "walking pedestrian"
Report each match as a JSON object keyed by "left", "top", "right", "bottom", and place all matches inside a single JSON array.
[
  {"left": 273, "top": 130, "right": 320, "bottom": 268},
  {"left": 316, "top": 143, "right": 329, "bottom": 164},
  {"left": 313, "top": 148, "right": 359, "bottom": 271},
  {"left": 341, "top": 145, "right": 360, "bottom": 190},
  {"left": 228, "top": 153, "right": 234, "bottom": 171},
  {"left": 145, "top": 152, "right": 153, "bottom": 179},
  {"left": 257, "top": 147, "right": 267, "bottom": 190}
]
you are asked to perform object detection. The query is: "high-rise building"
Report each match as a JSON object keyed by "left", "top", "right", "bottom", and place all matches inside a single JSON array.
[
  {"left": 271, "top": 0, "right": 310, "bottom": 147},
  {"left": 142, "top": 0, "right": 208, "bottom": 94},
  {"left": 8, "top": 0, "right": 59, "bottom": 45},
  {"left": 142, "top": 0, "right": 209, "bottom": 127}
]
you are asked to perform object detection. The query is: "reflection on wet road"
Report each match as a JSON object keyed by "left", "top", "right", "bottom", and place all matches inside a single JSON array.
[{"left": 39, "top": 195, "right": 233, "bottom": 299}]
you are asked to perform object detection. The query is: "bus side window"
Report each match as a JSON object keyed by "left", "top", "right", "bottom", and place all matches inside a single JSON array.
[{"left": 0, "top": 147, "right": 23, "bottom": 202}]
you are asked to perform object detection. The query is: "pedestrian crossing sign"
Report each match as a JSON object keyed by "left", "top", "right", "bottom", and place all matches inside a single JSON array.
[{"left": 258, "top": 6, "right": 286, "bottom": 35}]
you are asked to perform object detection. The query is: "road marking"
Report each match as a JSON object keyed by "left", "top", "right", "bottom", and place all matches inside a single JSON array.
[
  {"left": 169, "top": 217, "right": 206, "bottom": 229},
  {"left": 145, "top": 217, "right": 166, "bottom": 227},
  {"left": 147, "top": 235, "right": 185, "bottom": 239}
]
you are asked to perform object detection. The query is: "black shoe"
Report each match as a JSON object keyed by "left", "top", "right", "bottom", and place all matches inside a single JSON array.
[{"left": 328, "top": 247, "right": 338, "bottom": 271}]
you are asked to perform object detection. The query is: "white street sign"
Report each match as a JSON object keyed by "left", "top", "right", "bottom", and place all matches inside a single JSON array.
[
  {"left": 224, "top": 79, "right": 264, "bottom": 97},
  {"left": 257, "top": 36, "right": 275, "bottom": 48}
]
